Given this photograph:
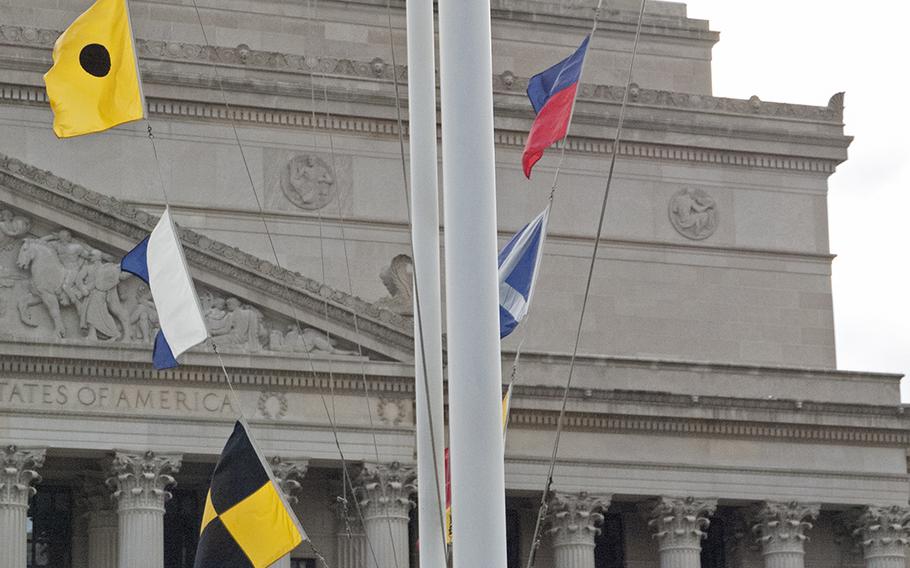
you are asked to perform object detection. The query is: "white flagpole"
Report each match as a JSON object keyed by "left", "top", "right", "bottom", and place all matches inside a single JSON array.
[
  {"left": 405, "top": 0, "right": 447, "bottom": 566},
  {"left": 437, "top": 0, "right": 508, "bottom": 567}
]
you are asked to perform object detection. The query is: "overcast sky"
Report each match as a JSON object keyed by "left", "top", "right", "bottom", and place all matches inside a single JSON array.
[{"left": 679, "top": 1, "right": 910, "bottom": 402}]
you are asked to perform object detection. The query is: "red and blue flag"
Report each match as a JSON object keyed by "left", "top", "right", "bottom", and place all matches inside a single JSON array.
[{"left": 521, "top": 36, "right": 589, "bottom": 178}]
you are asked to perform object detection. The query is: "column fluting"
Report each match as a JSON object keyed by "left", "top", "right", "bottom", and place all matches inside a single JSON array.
[
  {"left": 355, "top": 462, "right": 416, "bottom": 568},
  {"left": 853, "top": 505, "right": 910, "bottom": 568},
  {"left": 107, "top": 451, "right": 181, "bottom": 568},
  {"left": 753, "top": 501, "right": 819, "bottom": 568},
  {"left": 648, "top": 496, "right": 717, "bottom": 568},
  {"left": 0, "top": 446, "right": 46, "bottom": 568},
  {"left": 545, "top": 492, "right": 611, "bottom": 568}
]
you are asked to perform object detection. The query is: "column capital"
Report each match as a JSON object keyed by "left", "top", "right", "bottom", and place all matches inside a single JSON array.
[
  {"left": 267, "top": 457, "right": 308, "bottom": 504},
  {"left": 107, "top": 451, "right": 182, "bottom": 513},
  {"left": 0, "top": 445, "right": 46, "bottom": 507},
  {"left": 752, "top": 501, "right": 819, "bottom": 555},
  {"left": 355, "top": 462, "right": 416, "bottom": 521},
  {"left": 852, "top": 505, "right": 910, "bottom": 562},
  {"left": 545, "top": 491, "right": 611, "bottom": 548},
  {"left": 648, "top": 496, "right": 717, "bottom": 552}
]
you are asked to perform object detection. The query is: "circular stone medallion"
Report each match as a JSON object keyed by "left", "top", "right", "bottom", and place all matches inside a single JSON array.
[
  {"left": 668, "top": 188, "right": 718, "bottom": 240},
  {"left": 280, "top": 154, "right": 336, "bottom": 210}
]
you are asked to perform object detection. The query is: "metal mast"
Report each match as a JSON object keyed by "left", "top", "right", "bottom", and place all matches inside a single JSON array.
[
  {"left": 437, "top": 0, "right": 508, "bottom": 567},
  {"left": 405, "top": 0, "right": 447, "bottom": 566}
]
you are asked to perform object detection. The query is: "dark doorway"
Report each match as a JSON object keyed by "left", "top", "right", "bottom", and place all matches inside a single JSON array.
[
  {"left": 27, "top": 485, "right": 72, "bottom": 568},
  {"left": 700, "top": 516, "right": 726, "bottom": 568},
  {"left": 594, "top": 512, "right": 625, "bottom": 568}
]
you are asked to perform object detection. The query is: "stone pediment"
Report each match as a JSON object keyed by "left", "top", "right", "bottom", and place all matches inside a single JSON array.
[{"left": 0, "top": 152, "right": 415, "bottom": 363}]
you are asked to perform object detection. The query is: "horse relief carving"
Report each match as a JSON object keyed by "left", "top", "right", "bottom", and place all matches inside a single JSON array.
[
  {"left": 15, "top": 231, "right": 130, "bottom": 340},
  {"left": 0, "top": 205, "right": 364, "bottom": 358}
]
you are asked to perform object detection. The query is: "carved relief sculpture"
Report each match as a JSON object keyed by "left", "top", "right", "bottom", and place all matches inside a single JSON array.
[
  {"left": 0, "top": 201, "right": 367, "bottom": 358},
  {"left": 0, "top": 208, "right": 30, "bottom": 252},
  {"left": 268, "top": 325, "right": 356, "bottom": 356},
  {"left": 375, "top": 254, "right": 413, "bottom": 316},
  {"left": 280, "top": 154, "right": 337, "bottom": 210},
  {"left": 668, "top": 188, "right": 718, "bottom": 240}
]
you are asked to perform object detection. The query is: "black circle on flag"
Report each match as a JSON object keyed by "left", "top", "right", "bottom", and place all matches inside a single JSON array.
[{"left": 79, "top": 44, "right": 111, "bottom": 77}]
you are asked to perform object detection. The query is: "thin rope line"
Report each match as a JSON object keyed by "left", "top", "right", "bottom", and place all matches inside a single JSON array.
[
  {"left": 382, "top": 0, "right": 451, "bottom": 562},
  {"left": 545, "top": 0, "right": 605, "bottom": 200},
  {"left": 523, "top": 1, "right": 647, "bottom": 567},
  {"left": 503, "top": 0, "right": 606, "bottom": 435},
  {"left": 185, "top": 3, "right": 387, "bottom": 567}
]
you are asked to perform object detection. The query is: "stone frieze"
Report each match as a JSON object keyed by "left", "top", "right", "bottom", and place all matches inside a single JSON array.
[
  {"left": 0, "top": 24, "right": 843, "bottom": 123},
  {"left": 0, "top": 153, "right": 416, "bottom": 357}
]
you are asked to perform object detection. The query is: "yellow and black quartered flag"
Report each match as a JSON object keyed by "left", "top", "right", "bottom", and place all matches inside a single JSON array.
[
  {"left": 195, "top": 421, "right": 305, "bottom": 568},
  {"left": 43, "top": 0, "right": 145, "bottom": 138}
]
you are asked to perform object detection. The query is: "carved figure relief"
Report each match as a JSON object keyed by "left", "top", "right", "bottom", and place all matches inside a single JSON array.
[
  {"left": 206, "top": 294, "right": 268, "bottom": 352},
  {"left": 268, "top": 325, "right": 356, "bottom": 356},
  {"left": 280, "top": 154, "right": 337, "bottom": 210},
  {"left": 668, "top": 188, "right": 718, "bottom": 240},
  {"left": 0, "top": 208, "right": 30, "bottom": 251},
  {"left": 0, "top": 202, "right": 369, "bottom": 358},
  {"left": 375, "top": 255, "right": 413, "bottom": 316}
]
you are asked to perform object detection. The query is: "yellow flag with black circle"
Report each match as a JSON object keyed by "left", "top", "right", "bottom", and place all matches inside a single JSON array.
[
  {"left": 43, "top": 0, "right": 145, "bottom": 138},
  {"left": 195, "top": 420, "right": 305, "bottom": 568}
]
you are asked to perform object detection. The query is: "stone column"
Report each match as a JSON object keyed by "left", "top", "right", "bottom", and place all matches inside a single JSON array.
[
  {"left": 108, "top": 451, "right": 181, "bottom": 568},
  {"left": 71, "top": 511, "right": 89, "bottom": 568},
  {"left": 648, "top": 496, "right": 717, "bottom": 568},
  {"left": 0, "top": 445, "right": 45, "bottom": 568},
  {"left": 88, "top": 509, "right": 119, "bottom": 568},
  {"left": 336, "top": 502, "right": 368, "bottom": 568},
  {"left": 355, "top": 462, "right": 416, "bottom": 568},
  {"left": 545, "top": 492, "right": 610, "bottom": 568},
  {"left": 753, "top": 501, "right": 819, "bottom": 568},
  {"left": 853, "top": 505, "right": 910, "bottom": 568},
  {"left": 269, "top": 457, "right": 309, "bottom": 568},
  {"left": 74, "top": 476, "right": 118, "bottom": 568}
]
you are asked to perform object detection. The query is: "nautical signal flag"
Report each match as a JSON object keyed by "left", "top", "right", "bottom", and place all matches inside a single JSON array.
[
  {"left": 444, "top": 448, "right": 453, "bottom": 545},
  {"left": 498, "top": 208, "right": 549, "bottom": 338},
  {"left": 195, "top": 421, "right": 305, "bottom": 568},
  {"left": 43, "top": 0, "right": 145, "bottom": 138},
  {"left": 121, "top": 208, "right": 208, "bottom": 369},
  {"left": 522, "top": 36, "right": 589, "bottom": 178}
]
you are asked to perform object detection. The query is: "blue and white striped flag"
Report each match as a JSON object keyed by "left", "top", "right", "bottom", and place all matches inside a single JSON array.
[
  {"left": 121, "top": 208, "right": 208, "bottom": 369},
  {"left": 498, "top": 208, "right": 549, "bottom": 338}
]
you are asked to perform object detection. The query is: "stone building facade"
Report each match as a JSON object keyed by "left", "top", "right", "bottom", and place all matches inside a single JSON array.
[{"left": 0, "top": 1, "right": 907, "bottom": 568}]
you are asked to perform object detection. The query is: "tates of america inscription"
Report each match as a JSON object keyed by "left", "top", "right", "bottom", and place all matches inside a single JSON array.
[{"left": 0, "top": 379, "right": 236, "bottom": 415}]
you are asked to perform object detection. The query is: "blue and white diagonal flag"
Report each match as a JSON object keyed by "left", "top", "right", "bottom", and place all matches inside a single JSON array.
[
  {"left": 120, "top": 207, "right": 208, "bottom": 369},
  {"left": 498, "top": 208, "right": 549, "bottom": 338}
]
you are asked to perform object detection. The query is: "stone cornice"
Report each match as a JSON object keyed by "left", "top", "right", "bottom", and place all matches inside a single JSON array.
[
  {"left": 0, "top": 83, "right": 841, "bottom": 175},
  {"left": 0, "top": 152, "right": 415, "bottom": 358},
  {"left": 507, "top": 456, "right": 910, "bottom": 484},
  {"left": 0, "top": 23, "right": 838, "bottom": 126},
  {"left": 1, "top": 351, "right": 908, "bottom": 446},
  {"left": 509, "top": 408, "right": 910, "bottom": 447},
  {"left": 514, "top": 384, "right": 908, "bottom": 419},
  {"left": 508, "top": 351, "right": 904, "bottom": 385}
]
